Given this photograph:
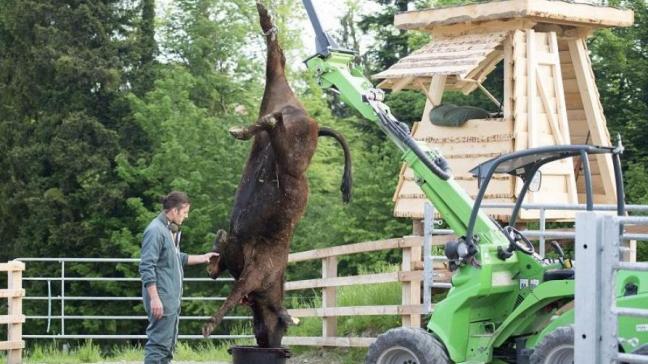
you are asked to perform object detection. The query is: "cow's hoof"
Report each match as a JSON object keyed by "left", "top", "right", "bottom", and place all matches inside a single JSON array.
[
  {"left": 229, "top": 127, "right": 251, "bottom": 140},
  {"left": 279, "top": 309, "right": 300, "bottom": 326},
  {"left": 202, "top": 322, "right": 214, "bottom": 337}
]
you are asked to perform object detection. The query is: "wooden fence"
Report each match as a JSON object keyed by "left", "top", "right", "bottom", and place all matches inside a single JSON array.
[
  {"left": 282, "top": 236, "right": 451, "bottom": 347},
  {"left": 1, "top": 260, "right": 25, "bottom": 364}
]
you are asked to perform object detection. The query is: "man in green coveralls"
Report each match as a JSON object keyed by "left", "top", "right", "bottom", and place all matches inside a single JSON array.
[{"left": 139, "top": 191, "right": 218, "bottom": 364}]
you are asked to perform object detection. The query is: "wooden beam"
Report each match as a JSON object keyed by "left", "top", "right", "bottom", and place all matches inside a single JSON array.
[
  {"left": 0, "top": 341, "right": 25, "bottom": 351},
  {"left": 0, "top": 261, "right": 25, "bottom": 272},
  {"left": 285, "top": 272, "right": 397, "bottom": 291},
  {"left": 0, "top": 315, "right": 25, "bottom": 325},
  {"left": 535, "top": 69, "right": 565, "bottom": 144},
  {"left": 527, "top": 29, "right": 538, "bottom": 151},
  {"left": 568, "top": 38, "right": 616, "bottom": 200},
  {"left": 417, "top": 75, "right": 446, "bottom": 107},
  {"left": 322, "top": 257, "right": 337, "bottom": 337},
  {"left": 512, "top": 30, "right": 526, "bottom": 140},
  {"left": 287, "top": 305, "right": 425, "bottom": 318},
  {"left": 8, "top": 268, "right": 23, "bottom": 364},
  {"left": 0, "top": 289, "right": 25, "bottom": 298},
  {"left": 285, "top": 271, "right": 425, "bottom": 291},
  {"left": 427, "top": 19, "right": 536, "bottom": 38},
  {"left": 282, "top": 336, "right": 376, "bottom": 347},
  {"left": 401, "top": 247, "right": 421, "bottom": 327},
  {"left": 391, "top": 76, "right": 415, "bottom": 93},
  {"left": 549, "top": 32, "right": 571, "bottom": 144},
  {"left": 288, "top": 237, "right": 423, "bottom": 263},
  {"left": 394, "top": 0, "right": 633, "bottom": 31},
  {"left": 503, "top": 33, "right": 514, "bottom": 121}
]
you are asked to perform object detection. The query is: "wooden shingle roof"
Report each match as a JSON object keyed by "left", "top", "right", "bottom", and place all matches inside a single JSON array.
[{"left": 373, "top": 31, "right": 507, "bottom": 85}]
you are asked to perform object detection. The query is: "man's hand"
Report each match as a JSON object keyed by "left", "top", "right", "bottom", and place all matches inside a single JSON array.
[
  {"left": 150, "top": 295, "right": 164, "bottom": 320},
  {"left": 188, "top": 252, "right": 219, "bottom": 265},
  {"left": 200, "top": 252, "right": 219, "bottom": 264}
]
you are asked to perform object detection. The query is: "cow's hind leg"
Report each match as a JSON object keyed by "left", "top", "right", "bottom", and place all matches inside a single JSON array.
[
  {"left": 252, "top": 302, "right": 285, "bottom": 347},
  {"left": 201, "top": 267, "right": 262, "bottom": 337},
  {"left": 229, "top": 113, "right": 281, "bottom": 140}
]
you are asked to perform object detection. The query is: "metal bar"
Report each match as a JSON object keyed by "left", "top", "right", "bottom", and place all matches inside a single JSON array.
[
  {"left": 47, "top": 279, "right": 51, "bottom": 333},
  {"left": 23, "top": 334, "right": 255, "bottom": 340},
  {"left": 613, "top": 216, "right": 648, "bottom": 224},
  {"left": 623, "top": 234, "right": 648, "bottom": 241},
  {"left": 432, "top": 283, "right": 452, "bottom": 289},
  {"left": 521, "top": 231, "right": 575, "bottom": 239},
  {"left": 580, "top": 150, "right": 594, "bottom": 211},
  {"left": 26, "top": 315, "right": 252, "bottom": 320},
  {"left": 616, "top": 353, "right": 648, "bottom": 363},
  {"left": 23, "top": 296, "right": 228, "bottom": 301},
  {"left": 612, "top": 307, "right": 648, "bottom": 318},
  {"left": 480, "top": 202, "right": 648, "bottom": 211},
  {"left": 22, "top": 277, "right": 233, "bottom": 282},
  {"left": 17, "top": 258, "right": 140, "bottom": 262},
  {"left": 539, "top": 208, "right": 546, "bottom": 256},
  {"left": 423, "top": 203, "right": 433, "bottom": 314},
  {"left": 575, "top": 212, "right": 603, "bottom": 364},
  {"left": 601, "top": 215, "right": 620, "bottom": 364},
  {"left": 61, "top": 261, "right": 65, "bottom": 335},
  {"left": 616, "top": 262, "right": 648, "bottom": 272}
]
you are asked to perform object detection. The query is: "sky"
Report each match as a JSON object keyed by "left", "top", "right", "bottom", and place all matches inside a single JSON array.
[{"left": 300, "top": 0, "right": 383, "bottom": 54}]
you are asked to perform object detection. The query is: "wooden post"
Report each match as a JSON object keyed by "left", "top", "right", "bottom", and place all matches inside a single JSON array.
[
  {"left": 401, "top": 243, "right": 422, "bottom": 327},
  {"left": 1, "top": 260, "right": 25, "bottom": 364},
  {"left": 322, "top": 256, "right": 337, "bottom": 337},
  {"left": 567, "top": 38, "right": 616, "bottom": 199}
]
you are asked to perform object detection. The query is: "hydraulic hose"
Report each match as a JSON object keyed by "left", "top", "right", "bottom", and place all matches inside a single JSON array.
[{"left": 368, "top": 101, "right": 451, "bottom": 181}]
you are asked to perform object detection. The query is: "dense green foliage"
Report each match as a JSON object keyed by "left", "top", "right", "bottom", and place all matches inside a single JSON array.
[{"left": 0, "top": 0, "right": 647, "bottom": 347}]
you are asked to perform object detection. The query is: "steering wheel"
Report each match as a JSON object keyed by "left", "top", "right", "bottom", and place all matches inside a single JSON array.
[{"left": 504, "top": 226, "right": 535, "bottom": 255}]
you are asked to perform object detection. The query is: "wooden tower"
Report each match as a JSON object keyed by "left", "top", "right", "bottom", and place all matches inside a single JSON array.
[{"left": 373, "top": 0, "right": 633, "bottom": 221}]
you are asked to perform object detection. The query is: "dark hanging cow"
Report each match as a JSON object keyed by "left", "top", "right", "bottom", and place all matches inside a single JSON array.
[{"left": 201, "top": 2, "right": 352, "bottom": 348}]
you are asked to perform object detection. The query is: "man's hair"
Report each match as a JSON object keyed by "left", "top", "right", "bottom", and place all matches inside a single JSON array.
[{"left": 161, "top": 191, "right": 191, "bottom": 211}]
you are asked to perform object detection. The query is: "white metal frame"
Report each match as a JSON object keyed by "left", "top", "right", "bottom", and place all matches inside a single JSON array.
[{"left": 575, "top": 213, "right": 648, "bottom": 363}]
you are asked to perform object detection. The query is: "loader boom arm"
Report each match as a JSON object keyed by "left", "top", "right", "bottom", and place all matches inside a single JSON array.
[{"left": 301, "top": 0, "right": 498, "bottom": 238}]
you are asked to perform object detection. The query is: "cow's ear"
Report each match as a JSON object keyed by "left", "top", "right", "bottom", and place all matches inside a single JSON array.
[{"left": 213, "top": 229, "right": 228, "bottom": 250}]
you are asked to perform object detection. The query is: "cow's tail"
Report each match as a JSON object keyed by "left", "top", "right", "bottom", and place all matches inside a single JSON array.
[{"left": 319, "top": 127, "right": 352, "bottom": 203}]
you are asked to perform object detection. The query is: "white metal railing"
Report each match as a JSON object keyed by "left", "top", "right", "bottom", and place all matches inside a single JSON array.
[
  {"left": 575, "top": 213, "right": 648, "bottom": 363},
  {"left": 421, "top": 202, "right": 648, "bottom": 314},
  {"left": 14, "top": 257, "right": 253, "bottom": 340}
]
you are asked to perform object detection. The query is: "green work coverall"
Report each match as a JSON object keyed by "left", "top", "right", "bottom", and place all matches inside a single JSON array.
[{"left": 140, "top": 213, "right": 189, "bottom": 364}]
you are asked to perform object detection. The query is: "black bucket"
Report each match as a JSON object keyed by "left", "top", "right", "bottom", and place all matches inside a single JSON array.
[{"left": 228, "top": 345, "right": 291, "bottom": 364}]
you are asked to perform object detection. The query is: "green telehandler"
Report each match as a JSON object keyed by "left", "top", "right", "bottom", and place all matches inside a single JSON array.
[{"left": 299, "top": 1, "right": 648, "bottom": 363}]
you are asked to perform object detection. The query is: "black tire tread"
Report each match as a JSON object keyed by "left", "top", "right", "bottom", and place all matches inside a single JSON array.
[
  {"left": 365, "top": 327, "right": 450, "bottom": 364},
  {"left": 529, "top": 326, "right": 574, "bottom": 364}
]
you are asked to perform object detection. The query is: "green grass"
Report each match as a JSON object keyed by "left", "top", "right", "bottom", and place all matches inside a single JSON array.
[
  {"left": 19, "top": 340, "right": 237, "bottom": 363},
  {"left": 287, "top": 264, "right": 402, "bottom": 338}
]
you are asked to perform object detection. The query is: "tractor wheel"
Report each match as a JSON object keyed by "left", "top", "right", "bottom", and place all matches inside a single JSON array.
[
  {"left": 529, "top": 326, "right": 574, "bottom": 364},
  {"left": 365, "top": 327, "right": 450, "bottom": 364}
]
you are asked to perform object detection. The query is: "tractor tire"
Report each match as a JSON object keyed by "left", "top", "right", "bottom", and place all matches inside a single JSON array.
[
  {"left": 529, "top": 326, "right": 574, "bottom": 364},
  {"left": 365, "top": 327, "right": 450, "bottom": 364}
]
